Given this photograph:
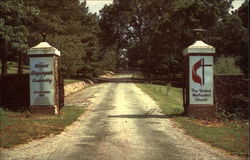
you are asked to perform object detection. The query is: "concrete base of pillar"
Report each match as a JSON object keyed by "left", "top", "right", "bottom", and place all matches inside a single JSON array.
[
  {"left": 187, "top": 105, "right": 216, "bottom": 119},
  {"left": 30, "top": 106, "right": 57, "bottom": 114}
]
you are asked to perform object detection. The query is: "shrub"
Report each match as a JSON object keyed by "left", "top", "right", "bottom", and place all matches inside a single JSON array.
[
  {"left": 231, "top": 94, "right": 248, "bottom": 119},
  {"left": 216, "top": 94, "right": 248, "bottom": 120},
  {"left": 214, "top": 56, "right": 242, "bottom": 75}
]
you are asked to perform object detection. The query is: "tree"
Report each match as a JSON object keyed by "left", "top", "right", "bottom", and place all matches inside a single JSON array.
[
  {"left": 237, "top": 0, "right": 248, "bottom": 28},
  {"left": 206, "top": 1, "right": 248, "bottom": 76},
  {"left": 99, "top": 0, "right": 232, "bottom": 82},
  {"left": 25, "top": 0, "right": 106, "bottom": 78},
  {"left": 237, "top": 0, "right": 249, "bottom": 76},
  {"left": 0, "top": 0, "right": 36, "bottom": 74}
]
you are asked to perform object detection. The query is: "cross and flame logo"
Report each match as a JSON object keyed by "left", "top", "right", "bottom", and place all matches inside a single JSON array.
[{"left": 192, "top": 58, "right": 212, "bottom": 86}]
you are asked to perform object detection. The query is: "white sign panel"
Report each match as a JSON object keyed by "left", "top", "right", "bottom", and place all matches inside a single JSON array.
[
  {"left": 189, "top": 56, "right": 213, "bottom": 105},
  {"left": 30, "top": 57, "right": 54, "bottom": 105}
]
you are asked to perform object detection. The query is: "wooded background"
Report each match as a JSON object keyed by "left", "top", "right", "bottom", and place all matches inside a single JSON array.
[{"left": 0, "top": 0, "right": 248, "bottom": 80}]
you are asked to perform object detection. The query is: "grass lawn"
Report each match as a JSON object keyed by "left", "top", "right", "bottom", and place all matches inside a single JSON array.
[
  {"left": 136, "top": 83, "right": 249, "bottom": 157},
  {"left": 0, "top": 61, "right": 29, "bottom": 75},
  {"left": 0, "top": 106, "right": 85, "bottom": 148},
  {"left": 132, "top": 73, "right": 144, "bottom": 79},
  {"left": 136, "top": 83, "right": 183, "bottom": 115}
]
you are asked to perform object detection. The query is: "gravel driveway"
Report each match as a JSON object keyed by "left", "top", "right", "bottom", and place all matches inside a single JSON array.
[{"left": 0, "top": 74, "right": 242, "bottom": 160}]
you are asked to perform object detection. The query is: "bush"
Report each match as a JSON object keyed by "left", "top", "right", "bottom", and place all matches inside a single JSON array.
[
  {"left": 214, "top": 56, "right": 242, "bottom": 75},
  {"left": 216, "top": 94, "right": 248, "bottom": 120},
  {"left": 231, "top": 94, "right": 248, "bottom": 119}
]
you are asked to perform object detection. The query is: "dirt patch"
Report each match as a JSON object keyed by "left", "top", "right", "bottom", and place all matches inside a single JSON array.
[
  {"left": 98, "top": 71, "right": 115, "bottom": 79},
  {"left": 64, "top": 81, "right": 87, "bottom": 96},
  {"left": 194, "top": 119, "right": 224, "bottom": 127}
]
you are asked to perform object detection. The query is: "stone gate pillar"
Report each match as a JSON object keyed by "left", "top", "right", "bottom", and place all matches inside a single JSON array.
[
  {"left": 183, "top": 40, "right": 215, "bottom": 118},
  {"left": 28, "top": 42, "right": 61, "bottom": 114}
]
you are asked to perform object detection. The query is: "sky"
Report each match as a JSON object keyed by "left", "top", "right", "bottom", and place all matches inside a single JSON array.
[
  {"left": 82, "top": 0, "right": 113, "bottom": 14},
  {"left": 231, "top": 0, "right": 245, "bottom": 11},
  {"left": 82, "top": 0, "right": 245, "bottom": 14}
]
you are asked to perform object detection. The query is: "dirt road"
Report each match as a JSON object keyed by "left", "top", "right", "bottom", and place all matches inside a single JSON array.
[{"left": 1, "top": 74, "right": 241, "bottom": 160}]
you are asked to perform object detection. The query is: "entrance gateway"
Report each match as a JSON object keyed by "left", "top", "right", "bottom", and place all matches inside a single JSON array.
[
  {"left": 183, "top": 40, "right": 215, "bottom": 118},
  {"left": 28, "top": 42, "right": 61, "bottom": 114}
]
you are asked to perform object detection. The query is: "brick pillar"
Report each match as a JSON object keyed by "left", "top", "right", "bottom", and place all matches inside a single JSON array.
[
  {"left": 28, "top": 42, "right": 61, "bottom": 114},
  {"left": 183, "top": 40, "right": 215, "bottom": 119}
]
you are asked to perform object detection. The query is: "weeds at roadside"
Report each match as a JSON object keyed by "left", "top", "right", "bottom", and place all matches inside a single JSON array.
[
  {"left": 0, "top": 106, "right": 85, "bottom": 148},
  {"left": 64, "top": 79, "right": 82, "bottom": 85}
]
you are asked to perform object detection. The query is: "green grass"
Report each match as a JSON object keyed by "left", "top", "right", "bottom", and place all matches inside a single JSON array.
[
  {"left": 132, "top": 73, "right": 144, "bottom": 79},
  {"left": 0, "top": 61, "right": 29, "bottom": 74},
  {"left": 136, "top": 83, "right": 249, "bottom": 157},
  {"left": 6, "top": 67, "right": 29, "bottom": 74},
  {"left": 174, "top": 117, "right": 249, "bottom": 157},
  {"left": 64, "top": 79, "right": 81, "bottom": 85},
  {"left": 0, "top": 106, "right": 85, "bottom": 148},
  {"left": 136, "top": 83, "right": 184, "bottom": 115}
]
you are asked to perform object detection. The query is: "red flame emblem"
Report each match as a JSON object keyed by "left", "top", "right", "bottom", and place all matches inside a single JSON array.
[{"left": 192, "top": 59, "right": 202, "bottom": 86}]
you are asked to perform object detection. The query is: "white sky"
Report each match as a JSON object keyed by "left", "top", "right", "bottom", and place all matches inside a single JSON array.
[
  {"left": 81, "top": 0, "right": 113, "bottom": 14},
  {"left": 81, "top": 0, "right": 245, "bottom": 14},
  {"left": 231, "top": 0, "right": 245, "bottom": 11}
]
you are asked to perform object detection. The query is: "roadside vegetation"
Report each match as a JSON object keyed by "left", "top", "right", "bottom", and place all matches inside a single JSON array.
[
  {"left": 0, "top": 106, "right": 85, "bottom": 148},
  {"left": 135, "top": 83, "right": 249, "bottom": 158},
  {"left": 64, "top": 79, "right": 82, "bottom": 85},
  {"left": 1, "top": 0, "right": 248, "bottom": 80},
  {"left": 214, "top": 56, "right": 243, "bottom": 75},
  {"left": 136, "top": 83, "right": 183, "bottom": 115}
]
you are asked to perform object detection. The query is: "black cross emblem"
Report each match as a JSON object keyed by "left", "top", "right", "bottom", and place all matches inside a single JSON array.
[{"left": 200, "top": 58, "right": 212, "bottom": 86}]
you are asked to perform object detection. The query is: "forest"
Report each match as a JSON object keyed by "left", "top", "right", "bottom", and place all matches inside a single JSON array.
[{"left": 0, "top": 0, "right": 248, "bottom": 80}]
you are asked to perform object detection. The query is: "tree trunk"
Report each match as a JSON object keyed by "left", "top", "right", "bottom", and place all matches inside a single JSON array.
[
  {"left": 168, "top": 51, "right": 171, "bottom": 77},
  {"left": 1, "top": 40, "right": 8, "bottom": 75},
  {"left": 144, "top": 55, "right": 149, "bottom": 83},
  {"left": 146, "top": 45, "right": 152, "bottom": 84},
  {"left": 18, "top": 52, "right": 24, "bottom": 74}
]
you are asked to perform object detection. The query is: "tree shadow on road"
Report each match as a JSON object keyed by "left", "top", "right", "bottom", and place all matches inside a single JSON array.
[{"left": 108, "top": 114, "right": 182, "bottom": 119}]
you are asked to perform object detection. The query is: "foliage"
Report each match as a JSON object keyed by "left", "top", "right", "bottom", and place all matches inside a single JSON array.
[
  {"left": 217, "top": 94, "right": 249, "bottom": 120},
  {"left": 206, "top": 2, "right": 248, "bottom": 76},
  {"left": 0, "top": 0, "right": 247, "bottom": 78},
  {"left": 25, "top": 0, "right": 104, "bottom": 78},
  {"left": 0, "top": 0, "right": 37, "bottom": 74},
  {"left": 0, "top": 0, "right": 119, "bottom": 77},
  {"left": 237, "top": 0, "right": 249, "bottom": 28},
  {"left": 0, "top": 0, "right": 35, "bottom": 52},
  {"left": 236, "top": 1, "right": 249, "bottom": 76},
  {"left": 100, "top": 0, "right": 233, "bottom": 82},
  {"left": 214, "top": 56, "right": 242, "bottom": 75},
  {"left": 98, "top": 47, "right": 118, "bottom": 71},
  {"left": 231, "top": 94, "right": 248, "bottom": 119}
]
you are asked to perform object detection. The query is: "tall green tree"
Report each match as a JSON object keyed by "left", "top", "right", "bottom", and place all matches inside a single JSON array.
[
  {"left": 0, "top": 0, "right": 36, "bottom": 74},
  {"left": 26, "top": 0, "right": 105, "bottom": 77},
  {"left": 237, "top": 0, "right": 248, "bottom": 28},
  {"left": 206, "top": 1, "right": 248, "bottom": 76}
]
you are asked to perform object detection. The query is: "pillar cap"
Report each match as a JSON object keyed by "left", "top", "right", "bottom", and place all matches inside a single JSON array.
[
  {"left": 183, "top": 40, "right": 215, "bottom": 56},
  {"left": 28, "top": 42, "right": 60, "bottom": 56}
]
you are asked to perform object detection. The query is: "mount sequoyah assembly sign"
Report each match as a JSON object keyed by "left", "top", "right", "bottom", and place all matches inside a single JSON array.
[
  {"left": 30, "top": 57, "right": 54, "bottom": 106},
  {"left": 189, "top": 56, "right": 213, "bottom": 105}
]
